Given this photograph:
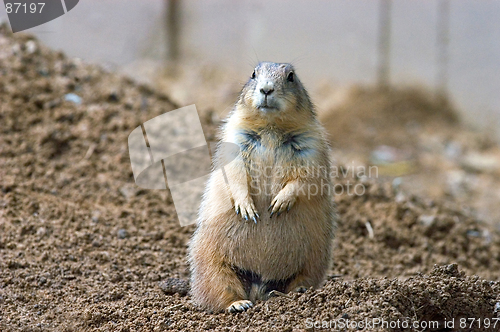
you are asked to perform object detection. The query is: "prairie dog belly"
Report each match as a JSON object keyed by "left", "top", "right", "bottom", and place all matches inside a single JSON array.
[
  {"left": 223, "top": 205, "right": 326, "bottom": 281},
  {"left": 221, "top": 155, "right": 331, "bottom": 281}
]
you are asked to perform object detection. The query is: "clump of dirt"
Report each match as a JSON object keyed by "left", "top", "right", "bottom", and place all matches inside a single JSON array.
[{"left": 0, "top": 25, "right": 499, "bottom": 331}]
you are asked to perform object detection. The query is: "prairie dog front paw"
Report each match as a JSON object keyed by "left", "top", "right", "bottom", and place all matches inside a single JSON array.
[
  {"left": 269, "top": 189, "right": 297, "bottom": 217},
  {"left": 234, "top": 197, "right": 259, "bottom": 223}
]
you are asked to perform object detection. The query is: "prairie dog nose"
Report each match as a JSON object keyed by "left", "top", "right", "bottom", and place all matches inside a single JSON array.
[{"left": 259, "top": 81, "right": 274, "bottom": 96}]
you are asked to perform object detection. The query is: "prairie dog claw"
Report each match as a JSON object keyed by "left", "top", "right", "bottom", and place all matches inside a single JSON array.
[
  {"left": 234, "top": 198, "right": 259, "bottom": 222},
  {"left": 227, "top": 300, "right": 253, "bottom": 313},
  {"left": 269, "top": 190, "right": 297, "bottom": 218}
]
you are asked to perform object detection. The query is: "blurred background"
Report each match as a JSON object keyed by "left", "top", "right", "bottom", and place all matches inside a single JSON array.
[
  {"left": 2, "top": 0, "right": 500, "bottom": 131},
  {"left": 2, "top": 0, "right": 500, "bottom": 226}
]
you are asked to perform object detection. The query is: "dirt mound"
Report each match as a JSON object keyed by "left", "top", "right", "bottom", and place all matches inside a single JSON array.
[
  {"left": 318, "top": 82, "right": 500, "bottom": 227},
  {"left": 333, "top": 178, "right": 500, "bottom": 281},
  {"left": 321, "top": 86, "right": 459, "bottom": 152},
  {"left": 162, "top": 265, "right": 497, "bottom": 332},
  {"left": 0, "top": 25, "right": 499, "bottom": 331}
]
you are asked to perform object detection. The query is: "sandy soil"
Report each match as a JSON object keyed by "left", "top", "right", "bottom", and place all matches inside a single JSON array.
[
  {"left": 1, "top": 25, "right": 499, "bottom": 331},
  {"left": 317, "top": 85, "right": 500, "bottom": 226}
]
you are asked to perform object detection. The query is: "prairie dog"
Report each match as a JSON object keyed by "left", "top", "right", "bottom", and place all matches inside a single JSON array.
[{"left": 188, "top": 62, "right": 337, "bottom": 313}]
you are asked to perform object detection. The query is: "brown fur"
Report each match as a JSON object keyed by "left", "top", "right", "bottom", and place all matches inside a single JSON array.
[{"left": 188, "top": 62, "right": 337, "bottom": 312}]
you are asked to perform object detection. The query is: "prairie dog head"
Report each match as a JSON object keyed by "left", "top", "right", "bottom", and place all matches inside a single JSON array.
[{"left": 238, "top": 62, "right": 314, "bottom": 117}]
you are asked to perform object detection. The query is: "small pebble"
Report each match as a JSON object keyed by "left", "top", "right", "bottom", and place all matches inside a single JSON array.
[
  {"left": 36, "top": 227, "right": 47, "bottom": 237},
  {"left": 64, "top": 93, "right": 82, "bottom": 105},
  {"left": 117, "top": 229, "right": 128, "bottom": 239},
  {"left": 418, "top": 215, "right": 436, "bottom": 227},
  {"left": 25, "top": 40, "right": 37, "bottom": 54},
  {"left": 466, "top": 230, "right": 481, "bottom": 238},
  {"left": 159, "top": 278, "right": 189, "bottom": 296}
]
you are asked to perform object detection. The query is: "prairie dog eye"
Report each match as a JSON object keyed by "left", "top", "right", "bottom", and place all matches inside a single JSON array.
[
  {"left": 287, "top": 72, "right": 294, "bottom": 82},
  {"left": 251, "top": 70, "right": 256, "bottom": 79}
]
